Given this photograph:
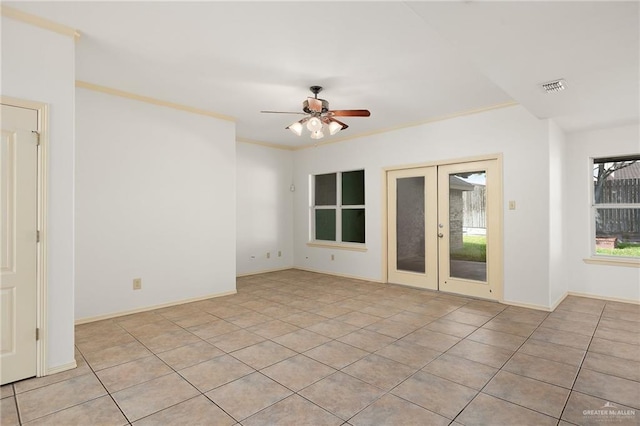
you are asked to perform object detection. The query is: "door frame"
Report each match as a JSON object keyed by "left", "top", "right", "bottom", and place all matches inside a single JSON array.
[
  {"left": 382, "top": 153, "right": 504, "bottom": 301},
  {"left": 2, "top": 96, "right": 49, "bottom": 377}
]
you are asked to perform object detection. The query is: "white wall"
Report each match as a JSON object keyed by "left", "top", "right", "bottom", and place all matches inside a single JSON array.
[
  {"left": 548, "top": 120, "right": 568, "bottom": 306},
  {"left": 1, "top": 18, "right": 76, "bottom": 371},
  {"left": 565, "top": 124, "right": 640, "bottom": 302},
  {"left": 75, "top": 88, "right": 236, "bottom": 320},
  {"left": 236, "top": 142, "right": 294, "bottom": 275},
  {"left": 293, "top": 105, "right": 555, "bottom": 308}
]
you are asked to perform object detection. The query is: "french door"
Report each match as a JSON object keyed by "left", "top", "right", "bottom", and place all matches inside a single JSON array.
[{"left": 387, "top": 159, "right": 502, "bottom": 300}]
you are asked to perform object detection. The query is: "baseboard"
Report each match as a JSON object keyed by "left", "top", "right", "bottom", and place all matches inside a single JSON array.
[
  {"left": 293, "top": 267, "right": 385, "bottom": 283},
  {"left": 75, "top": 290, "right": 237, "bottom": 325},
  {"left": 237, "top": 266, "right": 293, "bottom": 277},
  {"left": 501, "top": 299, "right": 555, "bottom": 312},
  {"left": 550, "top": 292, "right": 569, "bottom": 311},
  {"left": 45, "top": 360, "right": 77, "bottom": 376},
  {"left": 567, "top": 291, "right": 639, "bottom": 305}
]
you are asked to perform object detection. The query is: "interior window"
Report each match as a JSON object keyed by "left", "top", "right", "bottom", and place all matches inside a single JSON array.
[{"left": 313, "top": 170, "right": 365, "bottom": 244}]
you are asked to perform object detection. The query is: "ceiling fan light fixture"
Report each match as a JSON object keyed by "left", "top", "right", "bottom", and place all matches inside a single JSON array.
[
  {"left": 262, "top": 86, "right": 370, "bottom": 142},
  {"left": 328, "top": 121, "right": 343, "bottom": 135},
  {"left": 307, "top": 117, "right": 323, "bottom": 132},
  {"left": 287, "top": 121, "right": 303, "bottom": 136}
]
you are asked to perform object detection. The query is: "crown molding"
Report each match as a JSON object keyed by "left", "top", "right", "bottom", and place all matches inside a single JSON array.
[
  {"left": 76, "top": 80, "right": 235, "bottom": 122},
  {"left": 1, "top": 5, "right": 80, "bottom": 40}
]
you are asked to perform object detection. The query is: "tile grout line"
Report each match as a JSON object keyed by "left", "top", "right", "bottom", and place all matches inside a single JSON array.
[
  {"left": 230, "top": 285, "right": 464, "bottom": 423},
  {"left": 14, "top": 274, "right": 637, "bottom": 425},
  {"left": 78, "top": 317, "right": 227, "bottom": 424},
  {"left": 556, "top": 302, "right": 606, "bottom": 423},
  {"left": 121, "top": 313, "right": 259, "bottom": 425},
  {"left": 339, "top": 299, "right": 503, "bottom": 424},
  {"left": 426, "top": 308, "right": 529, "bottom": 423},
  {"left": 447, "top": 308, "right": 556, "bottom": 424},
  {"left": 12, "top": 383, "right": 22, "bottom": 426}
]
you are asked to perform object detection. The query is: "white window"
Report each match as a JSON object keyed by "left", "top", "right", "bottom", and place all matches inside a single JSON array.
[
  {"left": 592, "top": 156, "right": 640, "bottom": 258},
  {"left": 312, "top": 170, "right": 365, "bottom": 244}
]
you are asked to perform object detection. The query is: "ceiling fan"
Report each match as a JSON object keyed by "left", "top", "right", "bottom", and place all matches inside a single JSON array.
[{"left": 261, "top": 86, "right": 370, "bottom": 140}]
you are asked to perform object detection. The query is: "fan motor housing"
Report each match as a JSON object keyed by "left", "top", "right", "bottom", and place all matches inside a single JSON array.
[{"left": 303, "top": 99, "right": 329, "bottom": 114}]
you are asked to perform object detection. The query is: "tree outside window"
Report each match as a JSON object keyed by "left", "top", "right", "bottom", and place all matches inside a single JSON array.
[{"left": 592, "top": 156, "right": 640, "bottom": 258}]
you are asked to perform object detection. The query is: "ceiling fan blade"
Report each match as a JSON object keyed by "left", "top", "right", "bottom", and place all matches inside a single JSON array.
[
  {"left": 328, "top": 109, "right": 371, "bottom": 117},
  {"left": 307, "top": 97, "right": 323, "bottom": 113},
  {"left": 260, "top": 110, "right": 307, "bottom": 115}
]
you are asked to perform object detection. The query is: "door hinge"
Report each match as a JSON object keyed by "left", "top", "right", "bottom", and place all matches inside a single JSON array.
[
  {"left": 36, "top": 230, "right": 40, "bottom": 243},
  {"left": 36, "top": 328, "right": 40, "bottom": 341},
  {"left": 32, "top": 130, "right": 40, "bottom": 146}
]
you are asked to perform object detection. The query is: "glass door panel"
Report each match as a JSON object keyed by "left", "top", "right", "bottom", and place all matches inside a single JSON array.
[
  {"left": 397, "top": 177, "right": 425, "bottom": 273},
  {"left": 448, "top": 171, "right": 487, "bottom": 282},
  {"left": 438, "top": 160, "right": 501, "bottom": 300},
  {"left": 387, "top": 167, "right": 437, "bottom": 290}
]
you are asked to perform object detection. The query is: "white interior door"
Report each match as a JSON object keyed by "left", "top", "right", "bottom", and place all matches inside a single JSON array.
[
  {"left": 438, "top": 160, "right": 501, "bottom": 300},
  {"left": 387, "top": 167, "right": 438, "bottom": 290},
  {"left": 1, "top": 104, "right": 39, "bottom": 384},
  {"left": 387, "top": 159, "right": 502, "bottom": 301}
]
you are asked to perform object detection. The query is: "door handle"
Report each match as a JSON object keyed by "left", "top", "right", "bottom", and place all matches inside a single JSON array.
[{"left": 438, "top": 233, "right": 444, "bottom": 238}]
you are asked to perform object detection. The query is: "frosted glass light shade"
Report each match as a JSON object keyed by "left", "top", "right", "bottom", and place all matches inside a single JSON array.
[
  {"left": 328, "top": 121, "right": 342, "bottom": 135},
  {"left": 307, "top": 117, "right": 322, "bottom": 132},
  {"left": 287, "top": 121, "right": 303, "bottom": 136},
  {"left": 310, "top": 130, "right": 324, "bottom": 140}
]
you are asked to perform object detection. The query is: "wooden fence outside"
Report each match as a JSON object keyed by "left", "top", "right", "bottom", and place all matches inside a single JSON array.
[
  {"left": 596, "top": 178, "right": 640, "bottom": 235},
  {"left": 462, "top": 185, "right": 486, "bottom": 228},
  {"left": 462, "top": 179, "right": 640, "bottom": 235}
]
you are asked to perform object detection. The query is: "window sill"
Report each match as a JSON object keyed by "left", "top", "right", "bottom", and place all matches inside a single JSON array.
[
  {"left": 583, "top": 256, "right": 640, "bottom": 268},
  {"left": 307, "top": 241, "right": 368, "bottom": 252}
]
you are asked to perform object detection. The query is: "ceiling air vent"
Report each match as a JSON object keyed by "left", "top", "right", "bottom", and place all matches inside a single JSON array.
[{"left": 540, "top": 79, "right": 567, "bottom": 93}]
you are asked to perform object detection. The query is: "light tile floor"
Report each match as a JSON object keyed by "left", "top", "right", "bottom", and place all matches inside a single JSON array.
[{"left": 2, "top": 269, "right": 639, "bottom": 425}]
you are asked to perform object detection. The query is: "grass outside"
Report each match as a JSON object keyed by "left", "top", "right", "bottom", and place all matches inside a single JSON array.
[
  {"left": 451, "top": 235, "right": 486, "bottom": 262},
  {"left": 596, "top": 241, "right": 640, "bottom": 257},
  {"left": 453, "top": 236, "right": 640, "bottom": 260}
]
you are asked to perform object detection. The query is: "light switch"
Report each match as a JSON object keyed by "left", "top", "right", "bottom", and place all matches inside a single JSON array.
[{"left": 509, "top": 200, "right": 516, "bottom": 210}]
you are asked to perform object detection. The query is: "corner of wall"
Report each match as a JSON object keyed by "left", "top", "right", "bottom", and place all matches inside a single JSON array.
[{"left": 548, "top": 119, "right": 569, "bottom": 306}]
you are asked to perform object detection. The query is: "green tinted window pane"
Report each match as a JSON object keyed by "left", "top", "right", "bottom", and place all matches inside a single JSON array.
[
  {"left": 315, "top": 209, "right": 336, "bottom": 241},
  {"left": 342, "top": 208, "right": 365, "bottom": 243},
  {"left": 342, "top": 170, "right": 365, "bottom": 205},
  {"left": 315, "top": 173, "right": 337, "bottom": 206}
]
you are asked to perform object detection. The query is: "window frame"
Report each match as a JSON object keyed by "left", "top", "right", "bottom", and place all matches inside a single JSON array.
[
  {"left": 587, "top": 155, "right": 640, "bottom": 267},
  {"left": 309, "top": 169, "right": 366, "bottom": 249}
]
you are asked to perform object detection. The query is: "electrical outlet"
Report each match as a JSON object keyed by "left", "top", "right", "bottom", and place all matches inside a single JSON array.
[
  {"left": 278, "top": 251, "right": 282, "bottom": 257},
  {"left": 133, "top": 278, "right": 142, "bottom": 290},
  {"left": 331, "top": 254, "right": 335, "bottom": 261},
  {"left": 266, "top": 252, "right": 271, "bottom": 259}
]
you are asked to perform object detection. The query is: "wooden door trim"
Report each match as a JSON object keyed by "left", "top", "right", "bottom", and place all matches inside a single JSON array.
[
  {"left": 382, "top": 153, "right": 503, "bottom": 173},
  {"left": 1, "top": 96, "right": 48, "bottom": 377}
]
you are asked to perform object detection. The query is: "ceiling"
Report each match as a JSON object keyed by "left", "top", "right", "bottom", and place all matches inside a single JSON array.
[{"left": 7, "top": 1, "right": 639, "bottom": 148}]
